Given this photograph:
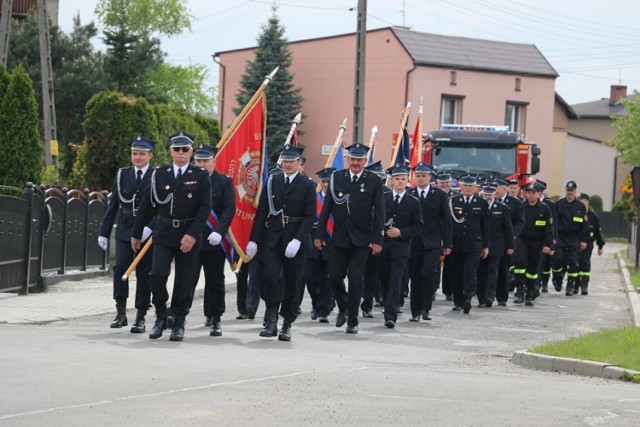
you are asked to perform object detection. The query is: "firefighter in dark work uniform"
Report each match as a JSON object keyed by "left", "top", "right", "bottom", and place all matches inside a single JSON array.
[
  {"left": 577, "top": 193, "right": 605, "bottom": 295},
  {"left": 98, "top": 136, "right": 155, "bottom": 332},
  {"left": 551, "top": 181, "right": 589, "bottom": 296},
  {"left": 513, "top": 181, "right": 554, "bottom": 306},
  {"left": 132, "top": 131, "right": 212, "bottom": 342}
]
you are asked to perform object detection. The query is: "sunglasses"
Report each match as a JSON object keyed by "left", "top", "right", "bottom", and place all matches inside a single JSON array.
[{"left": 172, "top": 147, "right": 191, "bottom": 153}]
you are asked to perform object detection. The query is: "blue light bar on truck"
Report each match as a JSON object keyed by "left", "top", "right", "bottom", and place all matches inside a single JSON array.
[{"left": 441, "top": 124, "right": 510, "bottom": 132}]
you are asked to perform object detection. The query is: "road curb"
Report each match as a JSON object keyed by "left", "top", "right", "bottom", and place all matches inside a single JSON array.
[
  {"left": 512, "top": 350, "right": 640, "bottom": 380},
  {"left": 618, "top": 255, "right": 640, "bottom": 327}
]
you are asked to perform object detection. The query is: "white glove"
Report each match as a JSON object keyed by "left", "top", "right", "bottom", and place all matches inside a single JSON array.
[
  {"left": 246, "top": 241, "right": 257, "bottom": 259},
  {"left": 141, "top": 227, "right": 152, "bottom": 242},
  {"left": 285, "top": 239, "right": 301, "bottom": 258},
  {"left": 98, "top": 236, "right": 108, "bottom": 251},
  {"left": 208, "top": 232, "right": 222, "bottom": 246}
]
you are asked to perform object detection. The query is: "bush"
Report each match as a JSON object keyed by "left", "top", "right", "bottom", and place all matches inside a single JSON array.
[
  {"left": 612, "top": 193, "right": 636, "bottom": 222},
  {"left": 590, "top": 194, "right": 603, "bottom": 212}
]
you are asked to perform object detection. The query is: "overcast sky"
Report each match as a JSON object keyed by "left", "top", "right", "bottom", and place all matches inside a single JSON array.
[{"left": 57, "top": 0, "right": 640, "bottom": 107}]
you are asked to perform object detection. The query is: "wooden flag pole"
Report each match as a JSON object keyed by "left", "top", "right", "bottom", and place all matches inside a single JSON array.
[
  {"left": 121, "top": 237, "right": 153, "bottom": 280},
  {"left": 367, "top": 125, "right": 378, "bottom": 162},
  {"left": 316, "top": 118, "right": 348, "bottom": 192},
  {"left": 388, "top": 101, "right": 412, "bottom": 168}
]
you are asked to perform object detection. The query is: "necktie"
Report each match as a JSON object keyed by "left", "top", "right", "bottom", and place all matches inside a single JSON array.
[
  {"left": 176, "top": 167, "right": 182, "bottom": 180},
  {"left": 421, "top": 191, "right": 426, "bottom": 200},
  {"left": 395, "top": 194, "right": 400, "bottom": 206},
  {"left": 285, "top": 176, "right": 290, "bottom": 190},
  {"left": 465, "top": 197, "right": 470, "bottom": 205},
  {"left": 136, "top": 170, "right": 142, "bottom": 186},
  {"left": 352, "top": 175, "right": 358, "bottom": 185}
]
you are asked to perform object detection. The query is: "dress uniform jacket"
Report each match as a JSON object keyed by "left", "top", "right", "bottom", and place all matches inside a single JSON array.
[
  {"left": 133, "top": 163, "right": 211, "bottom": 246},
  {"left": 316, "top": 169, "right": 385, "bottom": 247},
  {"left": 198, "top": 170, "right": 235, "bottom": 252},
  {"left": 250, "top": 173, "right": 316, "bottom": 249},
  {"left": 410, "top": 186, "right": 452, "bottom": 251},
  {"left": 309, "top": 191, "right": 331, "bottom": 262},
  {"left": 100, "top": 166, "right": 155, "bottom": 241},
  {"left": 498, "top": 194, "right": 525, "bottom": 237},
  {"left": 486, "top": 200, "right": 515, "bottom": 256},
  {"left": 380, "top": 192, "right": 423, "bottom": 258},
  {"left": 450, "top": 194, "right": 490, "bottom": 253}
]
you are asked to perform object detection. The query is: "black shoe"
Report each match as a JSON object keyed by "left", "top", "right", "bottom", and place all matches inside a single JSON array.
[
  {"left": 278, "top": 320, "right": 292, "bottom": 341},
  {"left": 130, "top": 319, "right": 145, "bottom": 333},
  {"left": 259, "top": 323, "right": 277, "bottom": 337},
  {"left": 398, "top": 307, "right": 404, "bottom": 314},
  {"left": 478, "top": 302, "right": 487, "bottom": 308},
  {"left": 166, "top": 315, "right": 175, "bottom": 329},
  {"left": 445, "top": 295, "right": 453, "bottom": 301},
  {"left": 110, "top": 313, "right": 128, "bottom": 328},
  {"left": 209, "top": 320, "right": 222, "bottom": 337},
  {"left": 205, "top": 316, "right": 213, "bottom": 327},
  {"left": 170, "top": 326, "right": 184, "bottom": 341},
  {"left": 246, "top": 306, "right": 256, "bottom": 320},
  {"left": 485, "top": 299, "right": 493, "bottom": 308},
  {"left": 514, "top": 295, "right": 524, "bottom": 304},
  {"left": 565, "top": 286, "right": 573, "bottom": 296},
  {"left": 148, "top": 318, "right": 167, "bottom": 339},
  {"left": 581, "top": 285, "right": 588, "bottom": 295},
  {"left": 452, "top": 306, "right": 462, "bottom": 312},
  {"left": 525, "top": 299, "right": 534, "bottom": 306},
  {"left": 362, "top": 310, "right": 374, "bottom": 319},
  {"left": 533, "top": 288, "right": 541, "bottom": 299},
  {"left": 497, "top": 301, "right": 507, "bottom": 307},
  {"left": 553, "top": 281, "right": 562, "bottom": 292},
  {"left": 236, "top": 314, "right": 247, "bottom": 320},
  {"left": 346, "top": 325, "right": 358, "bottom": 334},
  {"left": 541, "top": 285, "right": 548, "bottom": 293},
  {"left": 572, "top": 285, "right": 579, "bottom": 295},
  {"left": 409, "top": 315, "right": 420, "bottom": 322},
  {"left": 422, "top": 311, "right": 432, "bottom": 321},
  {"left": 385, "top": 320, "right": 395, "bottom": 328},
  {"left": 311, "top": 310, "right": 318, "bottom": 320},
  {"left": 318, "top": 316, "right": 329, "bottom": 323},
  {"left": 463, "top": 300, "right": 472, "bottom": 314},
  {"left": 335, "top": 313, "right": 347, "bottom": 328}
]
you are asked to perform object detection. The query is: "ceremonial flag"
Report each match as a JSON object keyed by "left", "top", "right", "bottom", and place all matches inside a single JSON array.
[
  {"left": 392, "top": 127, "right": 411, "bottom": 167},
  {"left": 206, "top": 211, "right": 236, "bottom": 266},
  {"left": 410, "top": 103, "right": 423, "bottom": 185},
  {"left": 316, "top": 193, "right": 334, "bottom": 238},
  {"left": 331, "top": 142, "right": 344, "bottom": 170},
  {"left": 215, "top": 94, "right": 267, "bottom": 263}
]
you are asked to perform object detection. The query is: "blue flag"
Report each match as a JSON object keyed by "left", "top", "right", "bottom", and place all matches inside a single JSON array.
[{"left": 330, "top": 144, "right": 344, "bottom": 170}]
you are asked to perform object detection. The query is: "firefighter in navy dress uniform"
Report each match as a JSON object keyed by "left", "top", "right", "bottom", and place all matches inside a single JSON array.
[
  {"left": 448, "top": 175, "right": 489, "bottom": 314},
  {"left": 131, "top": 131, "right": 212, "bottom": 342},
  {"left": 314, "top": 142, "right": 385, "bottom": 334},
  {"left": 378, "top": 165, "right": 422, "bottom": 328},
  {"left": 98, "top": 136, "right": 155, "bottom": 332},
  {"left": 246, "top": 144, "right": 316, "bottom": 341},
  {"left": 190, "top": 144, "right": 236, "bottom": 336}
]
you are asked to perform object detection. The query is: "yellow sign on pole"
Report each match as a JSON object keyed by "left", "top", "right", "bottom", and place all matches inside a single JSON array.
[{"left": 620, "top": 174, "right": 633, "bottom": 193}]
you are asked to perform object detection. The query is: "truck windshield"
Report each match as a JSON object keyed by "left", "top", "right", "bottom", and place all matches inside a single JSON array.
[{"left": 431, "top": 144, "right": 516, "bottom": 176}]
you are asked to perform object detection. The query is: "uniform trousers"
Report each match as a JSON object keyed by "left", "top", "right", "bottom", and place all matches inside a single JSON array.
[
  {"left": 409, "top": 248, "right": 440, "bottom": 316},
  {"left": 476, "top": 255, "right": 502, "bottom": 303},
  {"left": 514, "top": 239, "right": 543, "bottom": 290},
  {"left": 551, "top": 244, "right": 579, "bottom": 284},
  {"left": 191, "top": 247, "right": 226, "bottom": 319},
  {"left": 378, "top": 256, "right": 408, "bottom": 322},
  {"left": 304, "top": 257, "right": 334, "bottom": 317},
  {"left": 578, "top": 242, "right": 594, "bottom": 281},
  {"left": 262, "top": 242, "right": 307, "bottom": 323},
  {"left": 448, "top": 251, "right": 481, "bottom": 308},
  {"left": 361, "top": 254, "right": 381, "bottom": 312},
  {"left": 112, "top": 238, "right": 152, "bottom": 309},
  {"left": 495, "top": 254, "right": 511, "bottom": 303},
  {"left": 149, "top": 240, "right": 202, "bottom": 317},
  {"left": 328, "top": 245, "right": 370, "bottom": 326},
  {"left": 441, "top": 255, "right": 454, "bottom": 297},
  {"left": 236, "top": 259, "right": 261, "bottom": 316}
]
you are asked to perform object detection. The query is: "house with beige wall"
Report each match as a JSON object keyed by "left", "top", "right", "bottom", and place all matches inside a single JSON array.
[{"left": 215, "top": 26, "right": 557, "bottom": 182}]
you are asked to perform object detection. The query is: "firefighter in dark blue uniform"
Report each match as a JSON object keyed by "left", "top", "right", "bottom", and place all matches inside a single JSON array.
[
  {"left": 132, "top": 131, "right": 212, "bottom": 342},
  {"left": 99, "top": 136, "right": 155, "bottom": 332},
  {"left": 577, "top": 193, "right": 605, "bottom": 295},
  {"left": 409, "top": 162, "right": 452, "bottom": 321},
  {"left": 190, "top": 145, "right": 236, "bottom": 336},
  {"left": 246, "top": 144, "right": 316, "bottom": 341},
  {"left": 304, "top": 167, "right": 336, "bottom": 323},
  {"left": 314, "top": 143, "right": 386, "bottom": 334},
  {"left": 536, "top": 180, "right": 557, "bottom": 294},
  {"left": 378, "top": 165, "right": 422, "bottom": 328},
  {"left": 551, "top": 181, "right": 589, "bottom": 295},
  {"left": 513, "top": 182, "right": 555, "bottom": 306},
  {"left": 437, "top": 173, "right": 456, "bottom": 301},
  {"left": 448, "top": 175, "right": 489, "bottom": 314},
  {"left": 477, "top": 185, "right": 514, "bottom": 307}
]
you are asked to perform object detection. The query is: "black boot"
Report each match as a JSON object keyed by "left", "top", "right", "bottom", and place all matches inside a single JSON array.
[
  {"left": 110, "top": 299, "right": 128, "bottom": 328},
  {"left": 565, "top": 278, "right": 574, "bottom": 296},
  {"left": 552, "top": 275, "right": 563, "bottom": 292},
  {"left": 572, "top": 277, "right": 579, "bottom": 294},
  {"left": 130, "top": 309, "right": 146, "bottom": 333},
  {"left": 260, "top": 308, "right": 278, "bottom": 337},
  {"left": 525, "top": 288, "right": 534, "bottom": 306},
  {"left": 278, "top": 319, "right": 292, "bottom": 341},
  {"left": 514, "top": 286, "right": 525, "bottom": 304},
  {"left": 581, "top": 277, "right": 589, "bottom": 295},
  {"left": 170, "top": 315, "right": 186, "bottom": 341},
  {"left": 149, "top": 304, "right": 167, "bottom": 340},
  {"left": 209, "top": 316, "right": 222, "bottom": 337},
  {"left": 541, "top": 273, "right": 550, "bottom": 292}
]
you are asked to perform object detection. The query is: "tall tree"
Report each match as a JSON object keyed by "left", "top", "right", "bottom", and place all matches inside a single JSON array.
[
  {"left": 234, "top": 11, "right": 303, "bottom": 166},
  {"left": 607, "top": 92, "right": 640, "bottom": 165},
  {"left": 0, "top": 66, "right": 43, "bottom": 187},
  {"left": 146, "top": 63, "right": 216, "bottom": 114},
  {"left": 0, "top": 63, "right": 9, "bottom": 101},
  {"left": 95, "top": 0, "right": 191, "bottom": 39}
]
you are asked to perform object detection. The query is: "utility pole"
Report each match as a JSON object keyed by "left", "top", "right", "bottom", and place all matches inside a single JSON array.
[
  {"left": 37, "top": 0, "right": 57, "bottom": 168},
  {"left": 0, "top": 0, "right": 13, "bottom": 65},
  {"left": 353, "top": 0, "right": 366, "bottom": 145}
]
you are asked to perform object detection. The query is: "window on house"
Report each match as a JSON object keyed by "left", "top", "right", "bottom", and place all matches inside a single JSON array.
[
  {"left": 450, "top": 71, "right": 457, "bottom": 86},
  {"left": 441, "top": 95, "right": 463, "bottom": 125},
  {"left": 505, "top": 102, "right": 527, "bottom": 133}
]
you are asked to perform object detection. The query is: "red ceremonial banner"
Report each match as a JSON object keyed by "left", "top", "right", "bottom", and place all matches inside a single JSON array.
[{"left": 215, "top": 94, "right": 267, "bottom": 261}]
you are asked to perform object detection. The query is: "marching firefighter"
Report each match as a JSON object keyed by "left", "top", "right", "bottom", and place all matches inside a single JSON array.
[{"left": 577, "top": 193, "right": 605, "bottom": 295}]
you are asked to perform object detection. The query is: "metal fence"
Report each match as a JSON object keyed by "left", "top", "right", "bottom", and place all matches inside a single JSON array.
[
  {"left": 598, "top": 211, "right": 629, "bottom": 240},
  {"left": 0, "top": 183, "right": 109, "bottom": 294}
]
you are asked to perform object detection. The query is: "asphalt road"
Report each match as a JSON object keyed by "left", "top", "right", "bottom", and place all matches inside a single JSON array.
[{"left": 1, "top": 244, "right": 639, "bottom": 426}]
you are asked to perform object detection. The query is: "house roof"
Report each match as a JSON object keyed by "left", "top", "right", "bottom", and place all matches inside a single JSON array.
[
  {"left": 391, "top": 27, "right": 558, "bottom": 78},
  {"left": 555, "top": 93, "right": 577, "bottom": 119},
  {"left": 571, "top": 94, "right": 636, "bottom": 119}
]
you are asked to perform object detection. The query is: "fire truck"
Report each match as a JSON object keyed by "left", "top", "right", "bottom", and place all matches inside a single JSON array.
[{"left": 422, "top": 124, "right": 540, "bottom": 186}]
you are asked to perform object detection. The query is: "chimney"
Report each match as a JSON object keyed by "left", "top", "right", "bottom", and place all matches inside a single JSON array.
[{"left": 610, "top": 85, "right": 627, "bottom": 105}]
